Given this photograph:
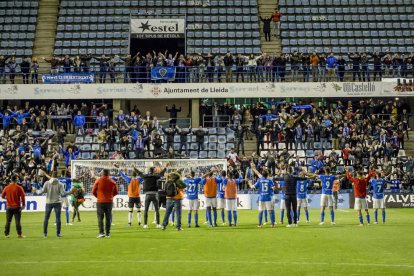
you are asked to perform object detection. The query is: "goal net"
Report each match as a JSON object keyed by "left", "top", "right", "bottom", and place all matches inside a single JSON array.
[{"left": 71, "top": 159, "right": 227, "bottom": 195}]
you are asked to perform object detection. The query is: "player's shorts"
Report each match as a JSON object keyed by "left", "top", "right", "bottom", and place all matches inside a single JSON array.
[
  {"left": 226, "top": 199, "right": 237, "bottom": 211},
  {"left": 62, "top": 197, "right": 69, "bottom": 208},
  {"left": 373, "top": 198, "right": 385, "bottom": 209},
  {"left": 128, "top": 197, "right": 141, "bottom": 209},
  {"left": 259, "top": 200, "right": 273, "bottom": 211},
  {"left": 320, "top": 194, "right": 334, "bottom": 207},
  {"left": 297, "top": 198, "right": 308, "bottom": 208},
  {"left": 280, "top": 199, "right": 285, "bottom": 210},
  {"left": 188, "top": 199, "right": 200, "bottom": 211},
  {"left": 354, "top": 197, "right": 368, "bottom": 210},
  {"left": 205, "top": 197, "right": 217, "bottom": 208},
  {"left": 217, "top": 197, "right": 225, "bottom": 209}
]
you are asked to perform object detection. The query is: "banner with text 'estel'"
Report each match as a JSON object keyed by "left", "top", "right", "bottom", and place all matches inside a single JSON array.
[{"left": 130, "top": 18, "right": 185, "bottom": 39}]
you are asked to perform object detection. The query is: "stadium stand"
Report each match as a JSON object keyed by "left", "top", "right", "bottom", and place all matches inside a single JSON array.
[
  {"left": 53, "top": 0, "right": 262, "bottom": 56},
  {"left": 279, "top": 0, "right": 414, "bottom": 54},
  {"left": 0, "top": 1, "right": 39, "bottom": 58}
]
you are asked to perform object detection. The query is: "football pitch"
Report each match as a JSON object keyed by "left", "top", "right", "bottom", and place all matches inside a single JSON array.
[{"left": 0, "top": 209, "right": 413, "bottom": 276}]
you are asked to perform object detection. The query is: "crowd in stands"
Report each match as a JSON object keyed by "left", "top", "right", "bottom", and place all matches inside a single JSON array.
[
  {"left": 1, "top": 98, "right": 414, "bottom": 194},
  {"left": 1, "top": 50, "right": 414, "bottom": 84}
]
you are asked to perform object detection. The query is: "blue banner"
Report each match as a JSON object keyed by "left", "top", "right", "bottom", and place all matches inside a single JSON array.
[
  {"left": 42, "top": 73, "right": 95, "bottom": 84},
  {"left": 292, "top": 104, "right": 313, "bottom": 110},
  {"left": 151, "top": 66, "right": 176, "bottom": 81}
]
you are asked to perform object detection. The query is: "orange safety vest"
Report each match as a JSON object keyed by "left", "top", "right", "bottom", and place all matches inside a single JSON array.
[
  {"left": 128, "top": 178, "right": 140, "bottom": 198},
  {"left": 332, "top": 179, "right": 340, "bottom": 193},
  {"left": 224, "top": 179, "right": 237, "bottom": 199},
  {"left": 204, "top": 177, "right": 217, "bottom": 198}
]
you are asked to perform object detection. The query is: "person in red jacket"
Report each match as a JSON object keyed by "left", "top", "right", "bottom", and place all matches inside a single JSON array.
[
  {"left": 1, "top": 175, "right": 26, "bottom": 238},
  {"left": 92, "top": 169, "right": 118, "bottom": 238},
  {"left": 271, "top": 9, "right": 283, "bottom": 37},
  {"left": 346, "top": 168, "right": 375, "bottom": 226}
]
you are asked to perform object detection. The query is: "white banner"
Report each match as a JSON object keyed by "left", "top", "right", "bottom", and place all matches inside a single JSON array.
[
  {"left": 0, "top": 82, "right": 404, "bottom": 100},
  {"left": 130, "top": 18, "right": 185, "bottom": 39},
  {"left": 382, "top": 77, "right": 414, "bottom": 96}
]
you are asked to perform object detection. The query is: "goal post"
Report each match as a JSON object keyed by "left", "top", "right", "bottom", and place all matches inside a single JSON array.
[{"left": 71, "top": 159, "right": 228, "bottom": 195}]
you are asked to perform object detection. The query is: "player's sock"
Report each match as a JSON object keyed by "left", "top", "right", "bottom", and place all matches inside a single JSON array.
[
  {"left": 305, "top": 210, "right": 309, "bottom": 221},
  {"left": 330, "top": 210, "right": 334, "bottom": 222},
  {"left": 233, "top": 211, "right": 237, "bottom": 225},
  {"left": 213, "top": 209, "right": 217, "bottom": 225},
  {"left": 359, "top": 215, "right": 363, "bottom": 224},
  {"left": 128, "top": 211, "right": 133, "bottom": 224},
  {"left": 137, "top": 211, "right": 142, "bottom": 224},
  {"left": 221, "top": 209, "right": 225, "bottom": 223},
  {"left": 297, "top": 209, "right": 301, "bottom": 221},
  {"left": 207, "top": 210, "right": 212, "bottom": 226},
  {"left": 227, "top": 211, "right": 232, "bottom": 225},
  {"left": 195, "top": 213, "right": 199, "bottom": 225},
  {"left": 65, "top": 208, "right": 69, "bottom": 224},
  {"left": 258, "top": 211, "right": 263, "bottom": 225},
  {"left": 320, "top": 211, "right": 325, "bottom": 222},
  {"left": 382, "top": 210, "right": 386, "bottom": 223},
  {"left": 270, "top": 210, "right": 275, "bottom": 225},
  {"left": 280, "top": 210, "right": 284, "bottom": 223},
  {"left": 366, "top": 214, "right": 371, "bottom": 224},
  {"left": 264, "top": 210, "right": 268, "bottom": 223},
  {"left": 187, "top": 213, "right": 191, "bottom": 225},
  {"left": 374, "top": 210, "right": 378, "bottom": 223}
]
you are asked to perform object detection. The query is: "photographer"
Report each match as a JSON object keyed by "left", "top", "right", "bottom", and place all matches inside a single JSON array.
[{"left": 161, "top": 171, "right": 186, "bottom": 231}]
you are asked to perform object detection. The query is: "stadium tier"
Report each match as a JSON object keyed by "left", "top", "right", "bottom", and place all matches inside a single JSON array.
[
  {"left": 0, "top": 1, "right": 39, "bottom": 58},
  {"left": 279, "top": 0, "right": 414, "bottom": 54},
  {"left": 54, "top": 0, "right": 262, "bottom": 56}
]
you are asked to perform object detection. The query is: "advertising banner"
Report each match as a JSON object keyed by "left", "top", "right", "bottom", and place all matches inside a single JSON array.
[
  {"left": 0, "top": 82, "right": 398, "bottom": 100},
  {"left": 349, "top": 193, "right": 414, "bottom": 208},
  {"left": 41, "top": 73, "right": 95, "bottom": 84},
  {"left": 130, "top": 18, "right": 185, "bottom": 39}
]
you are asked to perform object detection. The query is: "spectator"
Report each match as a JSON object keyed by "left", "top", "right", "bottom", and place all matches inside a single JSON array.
[
  {"left": 61, "top": 55, "right": 73, "bottom": 73},
  {"left": 43, "top": 55, "right": 60, "bottom": 74},
  {"left": 347, "top": 52, "right": 362, "bottom": 82},
  {"left": 259, "top": 16, "right": 272, "bottom": 42},
  {"left": 337, "top": 55, "right": 346, "bottom": 82},
  {"left": 6, "top": 56, "right": 17, "bottom": 84},
  {"left": 271, "top": 9, "right": 283, "bottom": 36},
  {"left": 0, "top": 53, "right": 12, "bottom": 84},
  {"left": 73, "top": 111, "right": 86, "bottom": 135},
  {"left": 326, "top": 53, "right": 337, "bottom": 81},
  {"left": 192, "top": 127, "right": 208, "bottom": 156},
  {"left": 309, "top": 52, "right": 319, "bottom": 82},
  {"left": 318, "top": 53, "right": 327, "bottom": 82},
  {"left": 166, "top": 104, "right": 182, "bottom": 128},
  {"left": 223, "top": 52, "right": 234, "bottom": 82},
  {"left": 372, "top": 51, "right": 386, "bottom": 81},
  {"left": 95, "top": 54, "right": 111, "bottom": 83},
  {"left": 360, "top": 52, "right": 372, "bottom": 82},
  {"left": 31, "top": 57, "right": 39, "bottom": 84},
  {"left": 20, "top": 57, "right": 31, "bottom": 84},
  {"left": 235, "top": 54, "right": 246, "bottom": 82}
]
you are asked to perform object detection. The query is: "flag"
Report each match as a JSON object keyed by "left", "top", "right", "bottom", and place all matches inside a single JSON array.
[{"left": 151, "top": 66, "right": 176, "bottom": 81}]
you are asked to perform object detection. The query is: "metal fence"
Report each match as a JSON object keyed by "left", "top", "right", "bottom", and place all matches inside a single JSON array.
[{"left": 1, "top": 65, "right": 413, "bottom": 84}]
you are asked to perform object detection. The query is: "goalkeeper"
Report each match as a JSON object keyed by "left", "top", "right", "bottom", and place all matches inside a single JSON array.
[{"left": 133, "top": 164, "right": 168, "bottom": 229}]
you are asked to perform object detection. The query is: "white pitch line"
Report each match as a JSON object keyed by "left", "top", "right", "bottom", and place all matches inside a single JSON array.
[
  {"left": 336, "top": 209, "right": 350, "bottom": 213},
  {"left": 1, "top": 260, "right": 413, "bottom": 269}
]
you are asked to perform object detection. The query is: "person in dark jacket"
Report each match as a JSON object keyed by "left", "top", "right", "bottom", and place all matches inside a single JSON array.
[
  {"left": 162, "top": 127, "right": 177, "bottom": 152},
  {"left": 260, "top": 16, "right": 272, "bottom": 42},
  {"left": 337, "top": 55, "right": 347, "bottom": 82},
  {"left": 166, "top": 104, "right": 182, "bottom": 127},
  {"left": 276, "top": 167, "right": 308, "bottom": 227},
  {"left": 192, "top": 127, "right": 209, "bottom": 156},
  {"left": 223, "top": 52, "right": 234, "bottom": 83},
  {"left": 348, "top": 52, "right": 362, "bottom": 81},
  {"left": 95, "top": 55, "right": 111, "bottom": 83},
  {"left": 176, "top": 125, "right": 191, "bottom": 156},
  {"left": 20, "top": 57, "right": 31, "bottom": 84}
]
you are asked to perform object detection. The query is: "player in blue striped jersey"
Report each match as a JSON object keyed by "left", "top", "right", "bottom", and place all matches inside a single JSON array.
[
  {"left": 308, "top": 168, "right": 337, "bottom": 225},
  {"left": 369, "top": 172, "right": 387, "bottom": 224},
  {"left": 249, "top": 164, "right": 277, "bottom": 227},
  {"left": 184, "top": 171, "right": 202, "bottom": 228},
  {"left": 296, "top": 174, "right": 310, "bottom": 223}
]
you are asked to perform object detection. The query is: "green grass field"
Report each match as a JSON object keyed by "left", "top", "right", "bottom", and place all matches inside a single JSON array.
[{"left": 0, "top": 209, "right": 413, "bottom": 275}]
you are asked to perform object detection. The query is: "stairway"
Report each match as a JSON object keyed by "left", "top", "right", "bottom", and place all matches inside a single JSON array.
[
  {"left": 257, "top": 0, "right": 281, "bottom": 54},
  {"left": 32, "top": 0, "right": 59, "bottom": 73}
]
